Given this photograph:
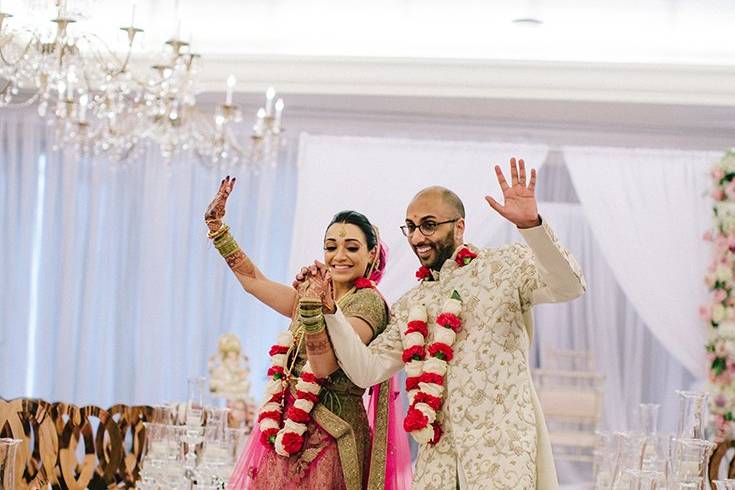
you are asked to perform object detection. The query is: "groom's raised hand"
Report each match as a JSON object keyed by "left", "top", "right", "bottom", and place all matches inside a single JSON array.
[{"left": 484, "top": 157, "right": 541, "bottom": 229}]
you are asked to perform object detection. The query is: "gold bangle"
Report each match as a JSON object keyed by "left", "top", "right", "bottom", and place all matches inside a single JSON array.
[
  {"left": 215, "top": 234, "right": 240, "bottom": 257},
  {"left": 213, "top": 230, "right": 236, "bottom": 247},
  {"left": 208, "top": 223, "right": 230, "bottom": 240},
  {"left": 304, "top": 323, "right": 325, "bottom": 335},
  {"left": 302, "top": 316, "right": 326, "bottom": 334}
]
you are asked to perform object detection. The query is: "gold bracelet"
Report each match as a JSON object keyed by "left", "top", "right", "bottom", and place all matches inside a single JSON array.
[
  {"left": 208, "top": 223, "right": 230, "bottom": 240},
  {"left": 299, "top": 299, "right": 326, "bottom": 333},
  {"left": 301, "top": 314, "right": 326, "bottom": 334},
  {"left": 213, "top": 229, "right": 236, "bottom": 247},
  {"left": 215, "top": 234, "right": 241, "bottom": 257}
]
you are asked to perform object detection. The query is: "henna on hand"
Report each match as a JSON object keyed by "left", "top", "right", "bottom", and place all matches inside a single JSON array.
[
  {"left": 305, "top": 331, "right": 332, "bottom": 355},
  {"left": 226, "top": 249, "right": 256, "bottom": 278},
  {"left": 204, "top": 176, "right": 236, "bottom": 230},
  {"left": 303, "top": 268, "right": 334, "bottom": 313}
]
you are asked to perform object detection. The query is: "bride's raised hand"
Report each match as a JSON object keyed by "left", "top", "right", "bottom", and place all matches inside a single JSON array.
[{"left": 204, "top": 176, "right": 236, "bottom": 232}]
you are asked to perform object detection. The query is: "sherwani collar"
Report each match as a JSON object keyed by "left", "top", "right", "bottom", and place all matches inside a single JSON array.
[{"left": 430, "top": 243, "right": 479, "bottom": 281}]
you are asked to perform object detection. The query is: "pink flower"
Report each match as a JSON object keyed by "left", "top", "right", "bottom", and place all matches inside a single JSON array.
[
  {"left": 715, "top": 394, "right": 727, "bottom": 408},
  {"left": 715, "top": 289, "right": 728, "bottom": 303},
  {"left": 713, "top": 189, "right": 726, "bottom": 201},
  {"left": 700, "top": 304, "right": 712, "bottom": 321},
  {"left": 713, "top": 168, "right": 726, "bottom": 180},
  {"left": 716, "top": 237, "right": 729, "bottom": 252}
]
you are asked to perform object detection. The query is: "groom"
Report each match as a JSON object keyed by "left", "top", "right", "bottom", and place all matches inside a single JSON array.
[{"left": 304, "top": 158, "right": 585, "bottom": 489}]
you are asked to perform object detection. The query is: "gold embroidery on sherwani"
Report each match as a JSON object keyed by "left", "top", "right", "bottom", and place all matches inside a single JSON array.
[
  {"left": 289, "top": 287, "right": 389, "bottom": 489},
  {"left": 377, "top": 231, "right": 583, "bottom": 490}
]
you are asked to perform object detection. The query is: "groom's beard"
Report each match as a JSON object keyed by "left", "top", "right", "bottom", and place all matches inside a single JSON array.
[{"left": 419, "top": 229, "right": 457, "bottom": 271}]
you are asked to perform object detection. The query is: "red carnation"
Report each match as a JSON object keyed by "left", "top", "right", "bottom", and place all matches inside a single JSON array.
[
  {"left": 402, "top": 345, "right": 426, "bottom": 363},
  {"left": 405, "top": 376, "right": 421, "bottom": 392},
  {"left": 267, "top": 366, "right": 285, "bottom": 378},
  {"left": 257, "top": 410, "right": 281, "bottom": 423},
  {"left": 415, "top": 266, "right": 432, "bottom": 281},
  {"left": 430, "top": 421, "right": 443, "bottom": 445},
  {"left": 296, "top": 390, "right": 319, "bottom": 403},
  {"left": 428, "top": 342, "right": 454, "bottom": 362},
  {"left": 260, "top": 428, "right": 278, "bottom": 447},
  {"left": 299, "top": 372, "right": 319, "bottom": 384},
  {"left": 355, "top": 277, "right": 374, "bottom": 289},
  {"left": 414, "top": 392, "right": 443, "bottom": 411},
  {"left": 269, "top": 344, "right": 289, "bottom": 356},
  {"left": 268, "top": 391, "right": 284, "bottom": 404},
  {"left": 436, "top": 313, "right": 461, "bottom": 332},
  {"left": 419, "top": 372, "right": 444, "bottom": 386},
  {"left": 405, "top": 320, "right": 428, "bottom": 338},
  {"left": 286, "top": 406, "right": 311, "bottom": 423},
  {"left": 281, "top": 432, "right": 305, "bottom": 454},
  {"left": 455, "top": 247, "right": 478, "bottom": 267},
  {"left": 403, "top": 406, "right": 429, "bottom": 432}
]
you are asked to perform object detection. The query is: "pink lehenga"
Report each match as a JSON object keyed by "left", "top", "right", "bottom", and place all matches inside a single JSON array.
[{"left": 227, "top": 288, "right": 412, "bottom": 490}]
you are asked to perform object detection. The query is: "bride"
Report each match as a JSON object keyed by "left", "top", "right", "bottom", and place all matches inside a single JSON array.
[{"left": 204, "top": 176, "right": 411, "bottom": 489}]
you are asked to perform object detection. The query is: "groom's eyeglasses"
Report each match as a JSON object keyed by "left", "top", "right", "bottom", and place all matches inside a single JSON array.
[{"left": 400, "top": 219, "right": 459, "bottom": 237}]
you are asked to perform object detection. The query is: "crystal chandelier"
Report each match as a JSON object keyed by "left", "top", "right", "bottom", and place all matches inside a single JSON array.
[{"left": 0, "top": 0, "right": 285, "bottom": 169}]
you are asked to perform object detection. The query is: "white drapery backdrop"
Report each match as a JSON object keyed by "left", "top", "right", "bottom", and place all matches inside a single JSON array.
[
  {"left": 0, "top": 109, "right": 299, "bottom": 406},
  {"left": 564, "top": 147, "right": 719, "bottom": 377}
]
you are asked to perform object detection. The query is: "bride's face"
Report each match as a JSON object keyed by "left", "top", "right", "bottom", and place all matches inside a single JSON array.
[{"left": 323, "top": 223, "right": 374, "bottom": 287}]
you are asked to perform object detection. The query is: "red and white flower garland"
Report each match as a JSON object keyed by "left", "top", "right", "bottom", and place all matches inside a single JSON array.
[
  {"left": 256, "top": 330, "right": 324, "bottom": 456},
  {"left": 255, "top": 279, "right": 376, "bottom": 456},
  {"left": 401, "top": 291, "right": 463, "bottom": 445}
]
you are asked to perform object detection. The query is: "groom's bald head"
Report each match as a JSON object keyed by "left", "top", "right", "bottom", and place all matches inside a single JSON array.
[{"left": 410, "top": 186, "right": 466, "bottom": 219}]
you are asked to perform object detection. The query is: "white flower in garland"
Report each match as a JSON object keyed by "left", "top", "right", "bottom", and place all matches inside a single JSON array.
[
  {"left": 255, "top": 334, "right": 323, "bottom": 455},
  {"left": 401, "top": 290, "right": 464, "bottom": 445}
]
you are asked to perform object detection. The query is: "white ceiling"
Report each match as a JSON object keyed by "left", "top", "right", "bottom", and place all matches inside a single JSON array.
[
  {"left": 3, "top": 1, "right": 735, "bottom": 105},
  {"left": 8, "top": 0, "right": 734, "bottom": 64}
]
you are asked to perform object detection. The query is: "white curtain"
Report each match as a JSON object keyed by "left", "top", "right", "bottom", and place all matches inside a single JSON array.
[
  {"left": 0, "top": 109, "right": 299, "bottom": 406},
  {"left": 487, "top": 203, "right": 694, "bottom": 484},
  {"left": 564, "top": 147, "right": 720, "bottom": 377},
  {"left": 289, "top": 133, "right": 550, "bottom": 304}
]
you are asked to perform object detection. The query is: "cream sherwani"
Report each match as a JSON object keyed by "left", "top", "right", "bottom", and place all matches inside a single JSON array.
[{"left": 324, "top": 221, "right": 586, "bottom": 490}]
